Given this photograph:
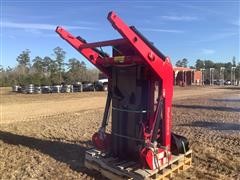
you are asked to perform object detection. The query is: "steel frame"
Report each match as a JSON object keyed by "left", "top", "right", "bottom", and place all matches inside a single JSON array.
[{"left": 56, "top": 11, "right": 174, "bottom": 168}]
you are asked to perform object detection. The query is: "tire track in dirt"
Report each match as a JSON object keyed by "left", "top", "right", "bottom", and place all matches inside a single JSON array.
[
  {"left": 175, "top": 127, "right": 240, "bottom": 149},
  {"left": 172, "top": 92, "right": 240, "bottom": 179},
  {"left": 0, "top": 87, "right": 239, "bottom": 179},
  {"left": 1, "top": 96, "right": 106, "bottom": 124}
]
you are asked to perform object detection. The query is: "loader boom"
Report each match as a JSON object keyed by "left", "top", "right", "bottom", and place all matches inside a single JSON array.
[{"left": 56, "top": 11, "right": 190, "bottom": 174}]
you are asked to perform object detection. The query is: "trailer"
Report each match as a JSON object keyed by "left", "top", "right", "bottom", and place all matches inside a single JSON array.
[{"left": 56, "top": 11, "right": 192, "bottom": 179}]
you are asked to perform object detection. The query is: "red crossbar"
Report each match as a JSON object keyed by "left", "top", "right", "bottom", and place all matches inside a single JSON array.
[{"left": 79, "top": 38, "right": 127, "bottom": 49}]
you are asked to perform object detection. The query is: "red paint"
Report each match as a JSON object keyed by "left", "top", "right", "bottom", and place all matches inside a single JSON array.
[
  {"left": 92, "top": 132, "right": 111, "bottom": 151},
  {"left": 56, "top": 11, "right": 174, "bottom": 169}
]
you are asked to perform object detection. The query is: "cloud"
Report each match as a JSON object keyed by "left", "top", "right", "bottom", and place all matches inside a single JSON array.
[
  {"left": 8, "top": 35, "right": 16, "bottom": 39},
  {"left": 177, "top": 3, "right": 223, "bottom": 15},
  {"left": 0, "top": 21, "right": 94, "bottom": 38},
  {"left": 74, "top": 20, "right": 98, "bottom": 26},
  {"left": 193, "top": 32, "right": 238, "bottom": 43},
  {"left": 231, "top": 19, "right": 240, "bottom": 26},
  {"left": 161, "top": 15, "right": 198, "bottom": 21},
  {"left": 23, "top": 28, "right": 57, "bottom": 38},
  {"left": 133, "top": 5, "right": 156, "bottom": 9},
  {"left": 0, "top": 21, "right": 97, "bottom": 31},
  {"left": 201, "top": 49, "right": 215, "bottom": 55},
  {"left": 140, "top": 28, "right": 184, "bottom": 33},
  {"left": 24, "top": 28, "right": 43, "bottom": 35}
]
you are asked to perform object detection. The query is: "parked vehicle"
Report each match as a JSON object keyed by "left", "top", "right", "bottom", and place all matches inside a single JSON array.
[
  {"left": 51, "top": 85, "right": 62, "bottom": 93},
  {"left": 204, "top": 79, "right": 210, "bottom": 85},
  {"left": 25, "top": 84, "right": 34, "bottom": 94},
  {"left": 34, "top": 86, "right": 42, "bottom": 94},
  {"left": 61, "top": 85, "right": 73, "bottom": 93},
  {"left": 82, "top": 83, "right": 95, "bottom": 91},
  {"left": 73, "top": 82, "right": 83, "bottom": 92},
  {"left": 213, "top": 79, "right": 224, "bottom": 85},
  {"left": 12, "top": 85, "right": 21, "bottom": 92},
  {"left": 98, "top": 78, "right": 108, "bottom": 91},
  {"left": 94, "top": 81, "right": 104, "bottom": 91},
  {"left": 224, "top": 80, "right": 231, "bottom": 85},
  {"left": 41, "top": 86, "right": 52, "bottom": 93}
]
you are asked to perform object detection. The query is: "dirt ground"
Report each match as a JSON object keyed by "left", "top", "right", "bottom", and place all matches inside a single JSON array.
[{"left": 0, "top": 86, "right": 239, "bottom": 179}]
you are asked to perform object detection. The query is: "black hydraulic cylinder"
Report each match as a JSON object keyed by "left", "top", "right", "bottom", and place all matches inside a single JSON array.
[
  {"left": 151, "top": 99, "right": 163, "bottom": 143},
  {"left": 76, "top": 36, "right": 87, "bottom": 43},
  {"left": 101, "top": 91, "right": 112, "bottom": 128}
]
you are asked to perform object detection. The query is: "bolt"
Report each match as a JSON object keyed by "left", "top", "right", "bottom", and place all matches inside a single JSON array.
[
  {"left": 148, "top": 52, "right": 155, "bottom": 61},
  {"left": 133, "top": 37, "right": 138, "bottom": 42},
  {"left": 89, "top": 55, "right": 94, "bottom": 60}
]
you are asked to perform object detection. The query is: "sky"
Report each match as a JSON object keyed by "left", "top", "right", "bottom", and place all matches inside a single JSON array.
[{"left": 0, "top": 0, "right": 239, "bottom": 68}]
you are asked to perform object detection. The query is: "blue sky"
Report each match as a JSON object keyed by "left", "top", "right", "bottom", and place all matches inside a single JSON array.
[{"left": 0, "top": 0, "right": 239, "bottom": 68}]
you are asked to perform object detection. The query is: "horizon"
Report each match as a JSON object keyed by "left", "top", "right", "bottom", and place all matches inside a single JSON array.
[{"left": 1, "top": 1, "right": 239, "bottom": 68}]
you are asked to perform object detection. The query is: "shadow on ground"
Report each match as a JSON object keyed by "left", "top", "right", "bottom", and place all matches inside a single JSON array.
[
  {"left": 173, "top": 104, "right": 240, "bottom": 112},
  {"left": 210, "top": 98, "right": 240, "bottom": 102},
  {"left": 179, "top": 121, "right": 240, "bottom": 131},
  {"left": 0, "top": 131, "right": 103, "bottom": 178},
  {"left": 216, "top": 87, "right": 240, "bottom": 90}
]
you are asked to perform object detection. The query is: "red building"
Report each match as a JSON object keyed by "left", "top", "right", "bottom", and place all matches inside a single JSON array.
[
  {"left": 99, "top": 68, "right": 202, "bottom": 86},
  {"left": 173, "top": 67, "right": 202, "bottom": 86}
]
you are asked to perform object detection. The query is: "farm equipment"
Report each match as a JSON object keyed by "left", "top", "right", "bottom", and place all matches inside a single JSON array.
[{"left": 56, "top": 11, "right": 192, "bottom": 179}]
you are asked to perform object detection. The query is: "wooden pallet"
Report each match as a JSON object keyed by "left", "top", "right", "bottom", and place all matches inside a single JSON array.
[{"left": 84, "top": 149, "right": 192, "bottom": 180}]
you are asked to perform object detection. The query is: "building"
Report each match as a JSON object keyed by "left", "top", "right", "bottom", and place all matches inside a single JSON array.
[
  {"left": 99, "top": 68, "right": 203, "bottom": 87},
  {"left": 173, "top": 67, "right": 202, "bottom": 86}
]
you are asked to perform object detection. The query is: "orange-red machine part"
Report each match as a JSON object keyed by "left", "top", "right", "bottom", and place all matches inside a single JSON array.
[{"left": 56, "top": 11, "right": 173, "bottom": 170}]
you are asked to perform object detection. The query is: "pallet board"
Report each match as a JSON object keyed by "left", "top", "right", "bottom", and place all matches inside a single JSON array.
[{"left": 84, "top": 149, "right": 192, "bottom": 180}]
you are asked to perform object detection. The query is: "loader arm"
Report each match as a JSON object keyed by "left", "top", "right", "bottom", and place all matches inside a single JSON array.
[
  {"left": 55, "top": 26, "right": 110, "bottom": 76},
  {"left": 55, "top": 11, "right": 188, "bottom": 173},
  {"left": 107, "top": 11, "right": 173, "bottom": 149}
]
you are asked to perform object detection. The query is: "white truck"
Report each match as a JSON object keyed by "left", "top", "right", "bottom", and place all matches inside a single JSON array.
[{"left": 98, "top": 78, "right": 108, "bottom": 91}]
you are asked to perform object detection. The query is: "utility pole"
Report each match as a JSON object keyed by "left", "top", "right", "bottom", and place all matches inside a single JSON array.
[
  {"left": 59, "top": 63, "right": 62, "bottom": 84},
  {"left": 200, "top": 68, "right": 205, "bottom": 85},
  {"left": 231, "top": 67, "right": 236, "bottom": 86},
  {"left": 220, "top": 67, "right": 225, "bottom": 86},
  {"left": 210, "top": 68, "right": 215, "bottom": 85}
]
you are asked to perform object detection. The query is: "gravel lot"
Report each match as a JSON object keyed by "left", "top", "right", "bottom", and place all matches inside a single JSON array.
[{"left": 0, "top": 87, "right": 239, "bottom": 179}]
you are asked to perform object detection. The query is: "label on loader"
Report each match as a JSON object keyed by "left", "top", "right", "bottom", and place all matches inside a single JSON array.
[
  {"left": 157, "top": 151, "right": 165, "bottom": 159},
  {"left": 114, "top": 56, "right": 125, "bottom": 63}
]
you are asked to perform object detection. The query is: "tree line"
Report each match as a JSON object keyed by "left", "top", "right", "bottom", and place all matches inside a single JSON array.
[
  {"left": 175, "top": 57, "right": 240, "bottom": 81},
  {"left": 0, "top": 49, "right": 239, "bottom": 87},
  {"left": 0, "top": 47, "right": 99, "bottom": 87}
]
